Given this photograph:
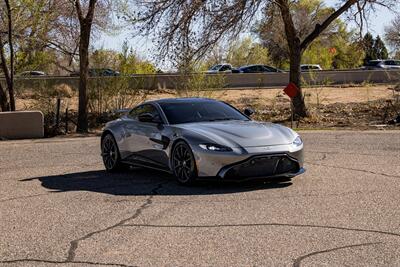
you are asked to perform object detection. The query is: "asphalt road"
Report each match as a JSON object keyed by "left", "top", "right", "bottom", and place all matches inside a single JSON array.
[{"left": 1, "top": 131, "right": 400, "bottom": 267}]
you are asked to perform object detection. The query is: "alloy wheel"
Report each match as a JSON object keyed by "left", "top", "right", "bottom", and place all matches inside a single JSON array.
[
  {"left": 172, "top": 143, "right": 196, "bottom": 184},
  {"left": 102, "top": 135, "right": 119, "bottom": 170}
]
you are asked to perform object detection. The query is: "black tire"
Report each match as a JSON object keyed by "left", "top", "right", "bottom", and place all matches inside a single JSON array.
[
  {"left": 101, "top": 133, "right": 125, "bottom": 172},
  {"left": 171, "top": 141, "right": 198, "bottom": 185}
]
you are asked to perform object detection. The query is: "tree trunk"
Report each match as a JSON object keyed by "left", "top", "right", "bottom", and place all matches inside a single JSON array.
[
  {"left": 75, "top": 0, "right": 96, "bottom": 133},
  {"left": 76, "top": 23, "right": 91, "bottom": 133},
  {"left": 0, "top": 84, "right": 8, "bottom": 111},
  {"left": 277, "top": 0, "right": 308, "bottom": 118},
  {"left": 289, "top": 46, "right": 308, "bottom": 118},
  {"left": 4, "top": 0, "right": 15, "bottom": 111}
]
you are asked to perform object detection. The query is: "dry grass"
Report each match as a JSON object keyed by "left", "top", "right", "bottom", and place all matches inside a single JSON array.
[{"left": 17, "top": 84, "right": 394, "bottom": 111}]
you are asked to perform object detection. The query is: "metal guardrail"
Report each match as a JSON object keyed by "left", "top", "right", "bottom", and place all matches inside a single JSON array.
[{"left": 3, "top": 69, "right": 400, "bottom": 91}]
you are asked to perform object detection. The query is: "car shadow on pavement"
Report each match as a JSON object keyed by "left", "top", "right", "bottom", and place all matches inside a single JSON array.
[{"left": 20, "top": 168, "right": 293, "bottom": 196}]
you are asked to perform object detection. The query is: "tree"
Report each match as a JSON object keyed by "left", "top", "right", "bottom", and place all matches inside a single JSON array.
[
  {"left": 75, "top": 0, "right": 97, "bottom": 133},
  {"left": 362, "top": 32, "right": 375, "bottom": 64},
  {"left": 363, "top": 33, "right": 389, "bottom": 63},
  {"left": 373, "top": 35, "right": 388, "bottom": 59},
  {"left": 384, "top": 16, "right": 400, "bottom": 55},
  {"left": 0, "top": 0, "right": 15, "bottom": 111},
  {"left": 257, "top": 0, "right": 339, "bottom": 69},
  {"left": 257, "top": 2, "right": 365, "bottom": 70},
  {"left": 127, "top": 0, "right": 398, "bottom": 118}
]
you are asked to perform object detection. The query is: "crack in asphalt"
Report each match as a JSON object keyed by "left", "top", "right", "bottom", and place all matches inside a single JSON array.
[
  {"left": 120, "top": 222, "right": 400, "bottom": 238},
  {"left": 306, "top": 162, "right": 400, "bottom": 179},
  {"left": 0, "top": 258, "right": 136, "bottom": 266},
  {"left": 65, "top": 181, "right": 167, "bottom": 262},
  {"left": 292, "top": 242, "right": 381, "bottom": 267},
  {"left": 107, "top": 188, "right": 384, "bottom": 205}
]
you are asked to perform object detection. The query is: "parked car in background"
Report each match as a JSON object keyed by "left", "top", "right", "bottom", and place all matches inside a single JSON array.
[
  {"left": 205, "top": 64, "right": 235, "bottom": 73},
  {"left": 238, "top": 65, "right": 283, "bottom": 73},
  {"left": 70, "top": 68, "right": 120, "bottom": 77},
  {"left": 18, "top": 71, "right": 47, "bottom": 77},
  {"left": 300, "top": 64, "right": 322, "bottom": 71},
  {"left": 363, "top": 60, "right": 400, "bottom": 70}
]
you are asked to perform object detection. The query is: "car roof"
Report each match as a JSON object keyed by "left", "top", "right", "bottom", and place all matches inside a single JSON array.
[
  {"left": 146, "top": 97, "right": 219, "bottom": 105},
  {"left": 239, "top": 64, "right": 267, "bottom": 68}
]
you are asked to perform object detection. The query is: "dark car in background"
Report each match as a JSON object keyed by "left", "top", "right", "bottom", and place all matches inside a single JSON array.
[
  {"left": 18, "top": 71, "right": 47, "bottom": 77},
  {"left": 363, "top": 60, "right": 400, "bottom": 70},
  {"left": 238, "top": 65, "right": 283, "bottom": 73},
  {"left": 70, "top": 68, "right": 120, "bottom": 77}
]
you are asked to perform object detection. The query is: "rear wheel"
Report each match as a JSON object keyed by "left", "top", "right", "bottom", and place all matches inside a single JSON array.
[
  {"left": 101, "top": 134, "right": 125, "bottom": 172},
  {"left": 172, "top": 141, "right": 197, "bottom": 185}
]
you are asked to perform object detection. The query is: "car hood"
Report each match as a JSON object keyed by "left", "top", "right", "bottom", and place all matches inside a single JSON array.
[{"left": 176, "top": 120, "right": 296, "bottom": 148}]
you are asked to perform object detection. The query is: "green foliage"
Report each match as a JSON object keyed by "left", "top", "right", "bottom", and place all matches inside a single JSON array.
[
  {"left": 363, "top": 33, "right": 389, "bottom": 64},
  {"left": 15, "top": 50, "right": 56, "bottom": 73},
  {"left": 90, "top": 43, "right": 157, "bottom": 75},
  {"left": 373, "top": 36, "right": 389, "bottom": 60},
  {"left": 225, "top": 37, "right": 271, "bottom": 67},
  {"left": 332, "top": 42, "right": 365, "bottom": 69},
  {"left": 302, "top": 42, "right": 333, "bottom": 69},
  {"left": 90, "top": 49, "right": 120, "bottom": 70},
  {"left": 178, "top": 73, "right": 226, "bottom": 98}
]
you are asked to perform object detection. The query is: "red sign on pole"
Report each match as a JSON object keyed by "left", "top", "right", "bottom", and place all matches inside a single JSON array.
[{"left": 283, "top": 83, "right": 299, "bottom": 98}]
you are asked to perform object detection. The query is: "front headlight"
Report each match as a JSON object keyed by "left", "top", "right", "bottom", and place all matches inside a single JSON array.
[
  {"left": 199, "top": 143, "right": 233, "bottom": 152},
  {"left": 293, "top": 136, "right": 303, "bottom": 146}
]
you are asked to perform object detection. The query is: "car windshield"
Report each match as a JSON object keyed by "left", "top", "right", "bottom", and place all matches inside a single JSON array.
[
  {"left": 210, "top": 64, "right": 222, "bottom": 70},
  {"left": 159, "top": 101, "right": 249, "bottom": 124}
]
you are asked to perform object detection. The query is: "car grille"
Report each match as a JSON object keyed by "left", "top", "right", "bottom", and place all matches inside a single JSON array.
[{"left": 222, "top": 155, "right": 299, "bottom": 179}]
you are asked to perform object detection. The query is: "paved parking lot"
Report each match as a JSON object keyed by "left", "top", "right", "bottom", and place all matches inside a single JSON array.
[{"left": 1, "top": 131, "right": 400, "bottom": 266}]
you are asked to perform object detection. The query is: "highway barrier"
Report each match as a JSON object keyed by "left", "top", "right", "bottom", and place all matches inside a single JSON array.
[{"left": 4, "top": 69, "right": 400, "bottom": 92}]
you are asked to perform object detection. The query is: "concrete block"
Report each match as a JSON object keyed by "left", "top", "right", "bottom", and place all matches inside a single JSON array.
[{"left": 0, "top": 111, "right": 44, "bottom": 139}]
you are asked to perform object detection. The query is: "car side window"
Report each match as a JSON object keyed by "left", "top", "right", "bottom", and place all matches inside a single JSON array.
[
  {"left": 220, "top": 65, "right": 231, "bottom": 71},
  {"left": 129, "top": 104, "right": 162, "bottom": 122},
  {"left": 128, "top": 105, "right": 143, "bottom": 120},
  {"left": 264, "top": 66, "right": 275, "bottom": 72}
]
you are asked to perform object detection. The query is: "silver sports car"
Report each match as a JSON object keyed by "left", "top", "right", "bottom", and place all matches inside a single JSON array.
[{"left": 101, "top": 98, "right": 304, "bottom": 184}]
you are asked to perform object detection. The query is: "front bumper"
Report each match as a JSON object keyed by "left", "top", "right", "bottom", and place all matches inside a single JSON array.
[
  {"left": 192, "top": 143, "right": 304, "bottom": 178},
  {"left": 217, "top": 154, "right": 304, "bottom": 180}
]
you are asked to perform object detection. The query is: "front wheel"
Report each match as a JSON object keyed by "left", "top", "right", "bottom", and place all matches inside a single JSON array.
[
  {"left": 172, "top": 141, "right": 198, "bottom": 185},
  {"left": 101, "top": 134, "right": 125, "bottom": 172}
]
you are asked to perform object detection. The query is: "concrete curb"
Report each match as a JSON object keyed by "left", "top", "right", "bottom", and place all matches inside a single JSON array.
[{"left": 0, "top": 111, "right": 44, "bottom": 139}]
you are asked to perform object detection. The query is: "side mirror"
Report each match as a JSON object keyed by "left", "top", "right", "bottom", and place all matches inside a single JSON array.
[
  {"left": 138, "top": 113, "right": 162, "bottom": 124},
  {"left": 244, "top": 107, "right": 255, "bottom": 117}
]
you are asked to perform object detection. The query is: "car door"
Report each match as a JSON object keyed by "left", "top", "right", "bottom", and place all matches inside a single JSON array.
[{"left": 123, "top": 104, "right": 169, "bottom": 168}]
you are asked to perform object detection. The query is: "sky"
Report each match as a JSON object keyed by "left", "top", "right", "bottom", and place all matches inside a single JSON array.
[{"left": 94, "top": 1, "right": 398, "bottom": 61}]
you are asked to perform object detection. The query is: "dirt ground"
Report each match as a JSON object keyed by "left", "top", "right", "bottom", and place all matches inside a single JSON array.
[{"left": 16, "top": 84, "right": 400, "bottom": 133}]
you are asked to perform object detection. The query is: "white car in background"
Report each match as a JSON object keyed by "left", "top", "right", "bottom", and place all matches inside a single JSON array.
[
  {"left": 205, "top": 63, "right": 235, "bottom": 73},
  {"left": 300, "top": 64, "right": 323, "bottom": 71}
]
